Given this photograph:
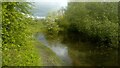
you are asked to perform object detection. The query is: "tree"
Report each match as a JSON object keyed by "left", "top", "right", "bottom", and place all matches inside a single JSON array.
[{"left": 62, "top": 2, "right": 118, "bottom": 47}]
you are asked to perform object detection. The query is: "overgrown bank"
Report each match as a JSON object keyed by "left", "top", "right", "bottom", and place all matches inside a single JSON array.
[
  {"left": 43, "top": 2, "right": 118, "bottom": 49},
  {"left": 2, "top": 2, "right": 41, "bottom": 66},
  {"left": 39, "top": 2, "right": 118, "bottom": 66}
]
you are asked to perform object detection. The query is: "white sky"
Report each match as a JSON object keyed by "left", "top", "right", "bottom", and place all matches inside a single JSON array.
[{"left": 27, "top": 0, "right": 68, "bottom": 7}]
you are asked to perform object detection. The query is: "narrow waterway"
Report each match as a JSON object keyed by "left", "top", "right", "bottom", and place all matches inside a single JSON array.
[
  {"left": 36, "top": 33, "right": 118, "bottom": 66},
  {"left": 36, "top": 33, "right": 72, "bottom": 65}
]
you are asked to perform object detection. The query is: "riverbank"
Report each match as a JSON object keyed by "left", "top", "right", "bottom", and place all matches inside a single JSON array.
[
  {"left": 29, "top": 21, "right": 65, "bottom": 66},
  {"left": 34, "top": 40, "right": 65, "bottom": 66}
]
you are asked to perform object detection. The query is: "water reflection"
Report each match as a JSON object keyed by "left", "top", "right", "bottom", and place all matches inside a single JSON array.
[
  {"left": 37, "top": 33, "right": 72, "bottom": 65},
  {"left": 36, "top": 33, "right": 118, "bottom": 66},
  {"left": 50, "top": 43, "right": 72, "bottom": 65}
]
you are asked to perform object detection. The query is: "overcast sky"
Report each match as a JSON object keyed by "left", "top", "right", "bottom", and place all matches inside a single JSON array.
[{"left": 31, "top": 1, "right": 68, "bottom": 17}]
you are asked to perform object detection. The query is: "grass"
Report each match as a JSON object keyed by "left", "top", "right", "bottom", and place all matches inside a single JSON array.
[
  {"left": 2, "top": 19, "right": 65, "bottom": 66},
  {"left": 34, "top": 40, "right": 65, "bottom": 66},
  {"left": 2, "top": 39, "right": 42, "bottom": 66},
  {"left": 2, "top": 20, "right": 44, "bottom": 66},
  {"left": 29, "top": 19, "right": 68, "bottom": 66}
]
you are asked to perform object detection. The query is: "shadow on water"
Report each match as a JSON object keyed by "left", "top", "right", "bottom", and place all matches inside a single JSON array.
[{"left": 35, "top": 32, "right": 118, "bottom": 66}]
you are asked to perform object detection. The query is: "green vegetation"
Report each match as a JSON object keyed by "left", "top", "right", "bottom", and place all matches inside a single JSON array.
[
  {"left": 41, "top": 2, "right": 118, "bottom": 66},
  {"left": 2, "top": 2, "right": 41, "bottom": 66},
  {"left": 2, "top": 2, "right": 118, "bottom": 66},
  {"left": 44, "top": 2, "right": 118, "bottom": 48},
  {"left": 25, "top": 18, "right": 65, "bottom": 66},
  {"left": 35, "top": 40, "right": 64, "bottom": 66},
  {"left": 64, "top": 2, "right": 118, "bottom": 47}
]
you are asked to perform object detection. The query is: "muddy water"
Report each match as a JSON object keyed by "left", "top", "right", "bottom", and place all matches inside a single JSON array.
[{"left": 36, "top": 33, "right": 118, "bottom": 66}]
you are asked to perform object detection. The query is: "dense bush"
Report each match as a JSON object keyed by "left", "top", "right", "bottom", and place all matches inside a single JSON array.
[
  {"left": 43, "top": 12, "right": 61, "bottom": 39},
  {"left": 2, "top": 2, "right": 41, "bottom": 66},
  {"left": 56, "top": 2, "right": 118, "bottom": 48},
  {"left": 31, "top": 2, "right": 119, "bottom": 66}
]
